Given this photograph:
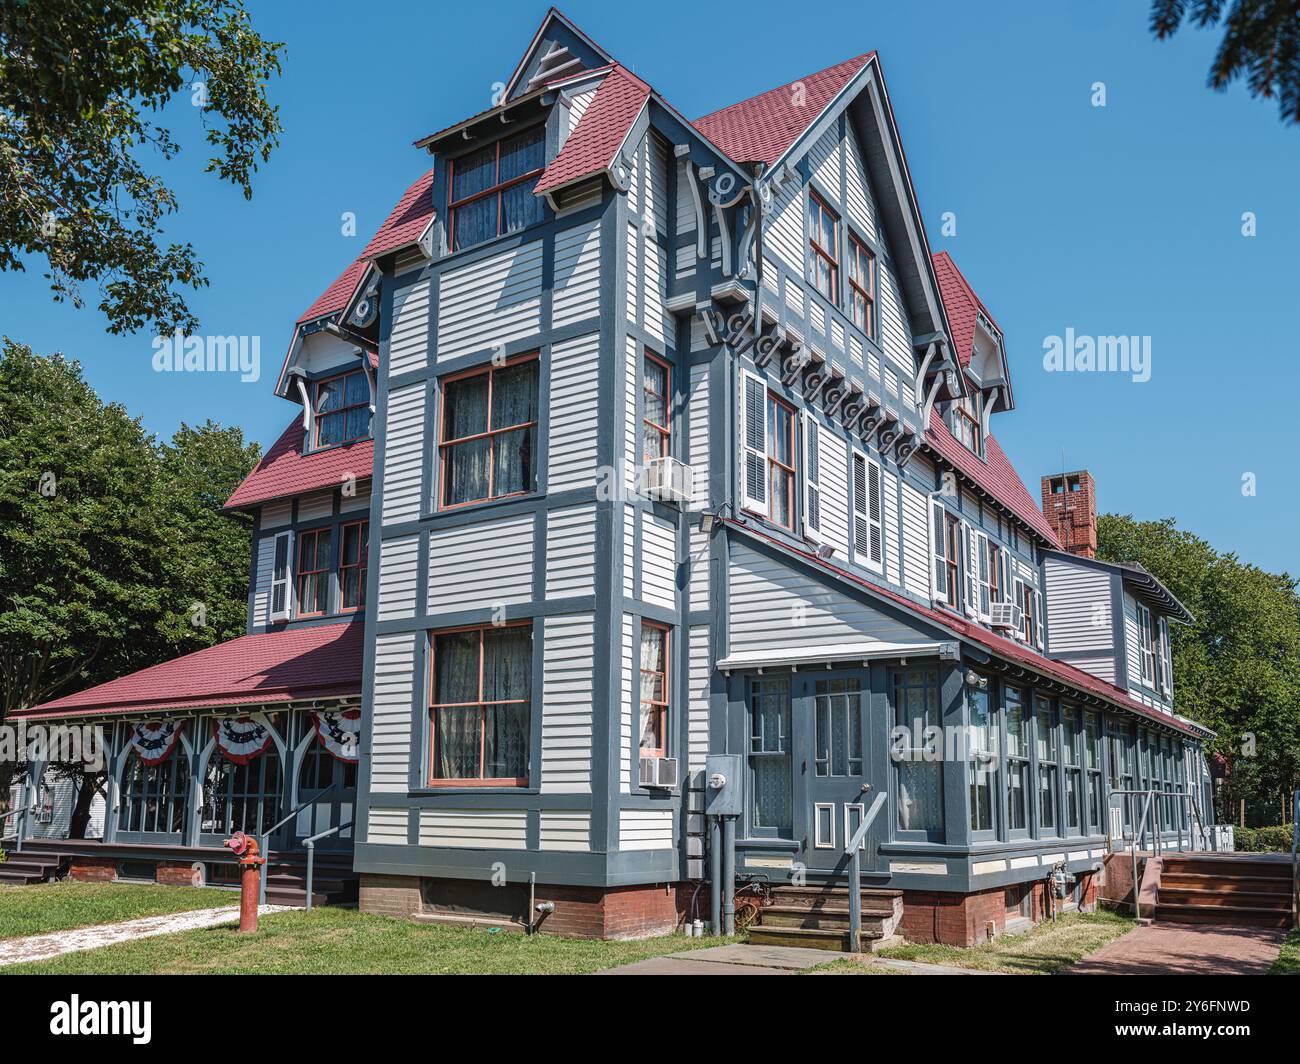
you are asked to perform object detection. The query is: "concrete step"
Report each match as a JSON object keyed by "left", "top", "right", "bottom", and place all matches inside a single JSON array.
[
  {"left": 1158, "top": 887, "right": 1291, "bottom": 911},
  {"left": 1153, "top": 903, "right": 1292, "bottom": 929},
  {"left": 747, "top": 924, "right": 886, "bottom": 952}
]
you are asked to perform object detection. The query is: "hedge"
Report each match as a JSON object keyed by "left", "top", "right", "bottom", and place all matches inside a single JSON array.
[{"left": 1234, "top": 825, "right": 1296, "bottom": 853}]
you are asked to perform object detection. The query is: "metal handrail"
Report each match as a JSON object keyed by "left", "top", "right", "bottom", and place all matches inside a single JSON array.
[
  {"left": 0, "top": 807, "right": 24, "bottom": 853},
  {"left": 1110, "top": 787, "right": 1202, "bottom": 920},
  {"left": 303, "top": 820, "right": 353, "bottom": 912},
  {"left": 258, "top": 782, "right": 341, "bottom": 905},
  {"left": 844, "top": 792, "right": 887, "bottom": 953}
]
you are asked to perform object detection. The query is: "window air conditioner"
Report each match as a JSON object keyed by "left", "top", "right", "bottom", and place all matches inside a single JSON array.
[
  {"left": 642, "top": 457, "right": 694, "bottom": 506},
  {"left": 639, "top": 756, "right": 678, "bottom": 790},
  {"left": 989, "top": 601, "right": 1024, "bottom": 632}
]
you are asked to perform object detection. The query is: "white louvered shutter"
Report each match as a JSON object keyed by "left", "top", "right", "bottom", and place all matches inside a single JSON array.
[
  {"left": 976, "top": 531, "right": 991, "bottom": 619},
  {"left": 867, "top": 457, "right": 883, "bottom": 570},
  {"left": 803, "top": 413, "right": 821, "bottom": 536},
  {"left": 740, "top": 371, "right": 767, "bottom": 513},
  {"left": 932, "top": 501, "right": 947, "bottom": 600},
  {"left": 269, "top": 530, "right": 294, "bottom": 622},
  {"left": 853, "top": 453, "right": 869, "bottom": 558}
]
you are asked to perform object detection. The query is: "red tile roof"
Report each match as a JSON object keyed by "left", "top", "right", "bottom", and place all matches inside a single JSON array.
[
  {"left": 361, "top": 168, "right": 436, "bottom": 261},
  {"left": 535, "top": 65, "right": 651, "bottom": 195},
  {"left": 224, "top": 418, "right": 373, "bottom": 511},
  {"left": 924, "top": 408, "right": 1061, "bottom": 549},
  {"left": 693, "top": 52, "right": 875, "bottom": 166},
  {"left": 15, "top": 622, "right": 364, "bottom": 720},
  {"left": 931, "top": 251, "right": 1002, "bottom": 368},
  {"left": 297, "top": 258, "right": 369, "bottom": 326},
  {"left": 728, "top": 520, "right": 1208, "bottom": 738}
]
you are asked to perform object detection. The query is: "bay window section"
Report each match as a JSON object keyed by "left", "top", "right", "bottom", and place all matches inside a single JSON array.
[
  {"left": 429, "top": 624, "right": 531, "bottom": 786},
  {"left": 967, "top": 684, "right": 995, "bottom": 834},
  {"left": 296, "top": 528, "right": 332, "bottom": 617},
  {"left": 638, "top": 623, "right": 670, "bottom": 759},
  {"left": 339, "top": 520, "right": 368, "bottom": 612},
  {"left": 449, "top": 126, "right": 546, "bottom": 251},
  {"left": 749, "top": 678, "right": 793, "bottom": 835},
  {"left": 440, "top": 357, "right": 539, "bottom": 509},
  {"left": 1005, "top": 686, "right": 1028, "bottom": 832},
  {"left": 1035, "top": 695, "right": 1058, "bottom": 834},
  {"left": 894, "top": 667, "right": 943, "bottom": 835}
]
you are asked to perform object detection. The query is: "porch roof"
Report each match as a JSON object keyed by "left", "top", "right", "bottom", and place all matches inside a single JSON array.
[
  {"left": 14, "top": 622, "right": 363, "bottom": 722},
  {"left": 725, "top": 519, "right": 1213, "bottom": 740},
  {"left": 717, "top": 640, "right": 947, "bottom": 671}
]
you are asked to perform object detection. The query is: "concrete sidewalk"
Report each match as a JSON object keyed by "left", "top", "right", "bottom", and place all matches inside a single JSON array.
[
  {"left": 0, "top": 905, "right": 292, "bottom": 967},
  {"left": 1063, "top": 923, "right": 1285, "bottom": 976}
]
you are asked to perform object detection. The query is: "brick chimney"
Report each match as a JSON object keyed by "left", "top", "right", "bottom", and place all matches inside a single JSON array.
[{"left": 1041, "top": 470, "right": 1097, "bottom": 557}]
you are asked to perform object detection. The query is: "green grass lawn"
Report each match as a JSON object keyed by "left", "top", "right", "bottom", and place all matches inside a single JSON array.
[
  {"left": 811, "top": 910, "right": 1136, "bottom": 975},
  {"left": 0, "top": 881, "right": 234, "bottom": 941},
  {"left": 1270, "top": 927, "right": 1300, "bottom": 975},
  {"left": 4, "top": 907, "right": 728, "bottom": 975}
]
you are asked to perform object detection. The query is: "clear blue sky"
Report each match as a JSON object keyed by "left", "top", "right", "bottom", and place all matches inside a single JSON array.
[{"left": 5, "top": 1, "right": 1298, "bottom": 575}]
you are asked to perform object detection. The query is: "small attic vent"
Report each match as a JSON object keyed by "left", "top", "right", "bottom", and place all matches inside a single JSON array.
[{"left": 527, "top": 42, "right": 583, "bottom": 90}]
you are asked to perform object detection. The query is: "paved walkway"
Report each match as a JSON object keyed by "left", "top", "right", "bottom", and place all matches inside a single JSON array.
[
  {"left": 0, "top": 906, "right": 292, "bottom": 967},
  {"left": 599, "top": 943, "right": 994, "bottom": 976},
  {"left": 1064, "top": 923, "right": 1285, "bottom": 976}
]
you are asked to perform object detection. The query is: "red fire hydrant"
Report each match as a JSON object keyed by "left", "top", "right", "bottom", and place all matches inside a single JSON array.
[{"left": 224, "top": 831, "right": 265, "bottom": 934}]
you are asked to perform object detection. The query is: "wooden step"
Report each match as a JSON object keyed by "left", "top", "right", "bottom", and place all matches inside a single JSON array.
[
  {"left": 1160, "top": 872, "right": 1292, "bottom": 893},
  {"left": 759, "top": 904, "right": 896, "bottom": 931},
  {"left": 1158, "top": 887, "right": 1291, "bottom": 911},
  {"left": 1161, "top": 858, "right": 1290, "bottom": 880},
  {"left": 1153, "top": 903, "right": 1292, "bottom": 929}
]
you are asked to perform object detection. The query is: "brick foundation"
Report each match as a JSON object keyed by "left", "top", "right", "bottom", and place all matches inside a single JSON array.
[
  {"left": 68, "top": 856, "right": 117, "bottom": 883},
  {"left": 359, "top": 874, "right": 686, "bottom": 940},
  {"left": 156, "top": 861, "right": 202, "bottom": 887},
  {"left": 900, "top": 872, "right": 1099, "bottom": 946}
]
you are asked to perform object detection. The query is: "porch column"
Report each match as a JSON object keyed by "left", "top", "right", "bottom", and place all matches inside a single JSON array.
[
  {"left": 102, "top": 721, "right": 123, "bottom": 845},
  {"left": 22, "top": 757, "right": 45, "bottom": 843}
]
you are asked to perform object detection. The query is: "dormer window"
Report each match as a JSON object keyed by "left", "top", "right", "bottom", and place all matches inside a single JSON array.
[
  {"left": 449, "top": 126, "right": 546, "bottom": 252},
  {"left": 315, "top": 369, "right": 371, "bottom": 447}
]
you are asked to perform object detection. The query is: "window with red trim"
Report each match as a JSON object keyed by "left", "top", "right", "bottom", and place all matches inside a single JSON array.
[
  {"left": 642, "top": 353, "right": 671, "bottom": 463},
  {"left": 428, "top": 624, "right": 531, "bottom": 786},
  {"left": 439, "top": 356, "right": 539, "bottom": 509},
  {"left": 339, "top": 520, "right": 368, "bottom": 611},
  {"left": 942, "top": 512, "right": 961, "bottom": 609},
  {"left": 847, "top": 234, "right": 875, "bottom": 338},
  {"left": 449, "top": 126, "right": 546, "bottom": 252},
  {"left": 639, "top": 623, "right": 670, "bottom": 759},
  {"left": 808, "top": 192, "right": 839, "bottom": 303},
  {"left": 296, "top": 528, "right": 332, "bottom": 617},
  {"left": 314, "top": 370, "right": 370, "bottom": 448},
  {"left": 767, "top": 393, "right": 797, "bottom": 530}
]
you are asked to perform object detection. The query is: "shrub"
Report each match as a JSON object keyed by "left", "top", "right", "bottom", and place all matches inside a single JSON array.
[{"left": 1235, "top": 825, "right": 1296, "bottom": 853}]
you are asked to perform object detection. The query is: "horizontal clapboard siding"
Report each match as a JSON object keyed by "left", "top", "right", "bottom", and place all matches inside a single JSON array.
[
  {"left": 767, "top": 177, "right": 803, "bottom": 273},
  {"left": 418, "top": 809, "right": 527, "bottom": 849},
  {"left": 621, "top": 614, "right": 633, "bottom": 793},
  {"left": 428, "top": 514, "right": 534, "bottom": 613},
  {"left": 640, "top": 511, "right": 677, "bottom": 610},
  {"left": 1069, "top": 654, "right": 1117, "bottom": 685},
  {"left": 540, "top": 613, "right": 595, "bottom": 793},
  {"left": 376, "top": 534, "right": 420, "bottom": 621},
  {"left": 298, "top": 491, "right": 332, "bottom": 523},
  {"left": 367, "top": 808, "right": 407, "bottom": 844},
  {"left": 688, "top": 625, "right": 711, "bottom": 772},
  {"left": 810, "top": 126, "right": 842, "bottom": 201},
  {"left": 545, "top": 504, "right": 597, "bottom": 598},
  {"left": 619, "top": 809, "right": 674, "bottom": 851},
  {"left": 437, "top": 242, "right": 542, "bottom": 360},
  {"left": 539, "top": 811, "right": 591, "bottom": 851},
  {"left": 370, "top": 632, "right": 416, "bottom": 793},
  {"left": 901, "top": 481, "right": 930, "bottom": 595},
  {"left": 688, "top": 363, "right": 709, "bottom": 509},
  {"left": 819, "top": 427, "right": 849, "bottom": 558},
  {"left": 381, "top": 384, "right": 425, "bottom": 524},
  {"left": 389, "top": 276, "right": 430, "bottom": 376},
  {"left": 547, "top": 332, "right": 600, "bottom": 493},
  {"left": 1044, "top": 557, "right": 1113, "bottom": 653},
  {"left": 729, "top": 540, "right": 931, "bottom": 652},
  {"left": 552, "top": 221, "right": 600, "bottom": 329}
]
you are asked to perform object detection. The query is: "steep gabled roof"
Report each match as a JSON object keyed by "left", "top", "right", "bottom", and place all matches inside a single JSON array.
[
  {"left": 360, "top": 168, "right": 436, "bottom": 262},
  {"left": 534, "top": 65, "right": 651, "bottom": 195},
  {"left": 14, "top": 622, "right": 364, "bottom": 720},
  {"left": 930, "top": 251, "right": 997, "bottom": 369},
  {"left": 224, "top": 418, "right": 373, "bottom": 512},
  {"left": 502, "top": 7, "right": 615, "bottom": 103},
  {"left": 925, "top": 407, "right": 1062, "bottom": 549},
  {"left": 693, "top": 52, "right": 876, "bottom": 166},
  {"left": 297, "top": 257, "right": 369, "bottom": 327}
]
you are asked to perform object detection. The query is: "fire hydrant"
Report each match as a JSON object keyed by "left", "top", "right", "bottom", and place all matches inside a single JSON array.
[{"left": 224, "top": 831, "right": 265, "bottom": 933}]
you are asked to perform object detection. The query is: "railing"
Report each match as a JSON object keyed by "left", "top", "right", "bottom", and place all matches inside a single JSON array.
[
  {"left": 1110, "top": 787, "right": 1203, "bottom": 921},
  {"left": 257, "top": 782, "right": 340, "bottom": 905},
  {"left": 303, "top": 820, "right": 353, "bottom": 912},
  {"left": 1291, "top": 787, "right": 1298, "bottom": 928},
  {"left": 844, "top": 791, "right": 888, "bottom": 953},
  {"left": 0, "top": 807, "right": 25, "bottom": 853}
]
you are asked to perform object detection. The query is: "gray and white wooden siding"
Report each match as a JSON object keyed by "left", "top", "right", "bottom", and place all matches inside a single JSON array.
[
  {"left": 540, "top": 612, "right": 595, "bottom": 794},
  {"left": 437, "top": 242, "right": 543, "bottom": 361},
  {"left": 1044, "top": 557, "right": 1113, "bottom": 654}
]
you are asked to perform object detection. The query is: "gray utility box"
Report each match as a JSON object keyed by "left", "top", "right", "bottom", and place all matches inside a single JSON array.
[{"left": 703, "top": 754, "right": 744, "bottom": 817}]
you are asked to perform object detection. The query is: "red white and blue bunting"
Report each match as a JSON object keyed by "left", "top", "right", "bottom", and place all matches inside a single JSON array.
[
  {"left": 129, "top": 720, "right": 184, "bottom": 765},
  {"left": 312, "top": 709, "right": 360, "bottom": 764},
  {"left": 211, "top": 715, "right": 276, "bottom": 765}
]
